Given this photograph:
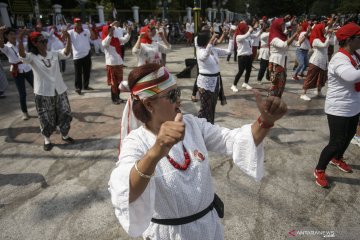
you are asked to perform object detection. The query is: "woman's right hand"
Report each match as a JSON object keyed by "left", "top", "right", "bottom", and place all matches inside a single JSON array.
[{"left": 150, "top": 113, "right": 185, "bottom": 160}]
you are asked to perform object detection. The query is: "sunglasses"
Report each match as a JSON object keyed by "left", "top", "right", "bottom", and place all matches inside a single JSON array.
[
  {"left": 37, "top": 39, "right": 48, "bottom": 44},
  {"left": 154, "top": 88, "right": 181, "bottom": 104}
]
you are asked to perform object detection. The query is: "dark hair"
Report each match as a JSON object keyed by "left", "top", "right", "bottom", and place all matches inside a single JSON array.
[
  {"left": 338, "top": 35, "right": 357, "bottom": 47},
  {"left": 3, "top": 28, "right": 16, "bottom": 43},
  {"left": 27, "top": 35, "right": 41, "bottom": 55},
  {"left": 197, "top": 30, "right": 211, "bottom": 47},
  {"left": 128, "top": 63, "right": 162, "bottom": 123}
]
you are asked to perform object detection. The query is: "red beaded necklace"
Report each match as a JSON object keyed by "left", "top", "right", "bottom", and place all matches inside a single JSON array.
[{"left": 166, "top": 144, "right": 191, "bottom": 170}]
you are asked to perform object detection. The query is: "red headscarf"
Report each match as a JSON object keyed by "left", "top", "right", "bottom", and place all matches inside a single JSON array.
[
  {"left": 309, "top": 23, "right": 326, "bottom": 47},
  {"left": 301, "top": 21, "right": 309, "bottom": 32},
  {"left": 268, "top": 18, "right": 287, "bottom": 45},
  {"left": 29, "top": 32, "right": 42, "bottom": 43},
  {"left": 139, "top": 26, "right": 153, "bottom": 44},
  {"left": 234, "top": 22, "right": 248, "bottom": 36},
  {"left": 102, "top": 25, "right": 122, "bottom": 56}
]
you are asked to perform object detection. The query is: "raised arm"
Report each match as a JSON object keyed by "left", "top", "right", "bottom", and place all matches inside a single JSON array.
[
  {"left": 17, "top": 28, "right": 27, "bottom": 58},
  {"left": 61, "top": 30, "right": 72, "bottom": 56}
]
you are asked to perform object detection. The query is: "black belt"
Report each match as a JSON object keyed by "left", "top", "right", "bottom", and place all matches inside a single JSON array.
[
  {"left": 199, "top": 72, "right": 220, "bottom": 77},
  {"left": 151, "top": 194, "right": 222, "bottom": 226}
]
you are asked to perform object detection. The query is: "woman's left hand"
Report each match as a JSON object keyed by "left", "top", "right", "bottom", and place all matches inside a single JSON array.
[{"left": 254, "top": 90, "right": 287, "bottom": 125}]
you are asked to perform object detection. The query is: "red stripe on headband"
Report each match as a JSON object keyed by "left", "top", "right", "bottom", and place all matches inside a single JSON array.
[{"left": 131, "top": 70, "right": 169, "bottom": 93}]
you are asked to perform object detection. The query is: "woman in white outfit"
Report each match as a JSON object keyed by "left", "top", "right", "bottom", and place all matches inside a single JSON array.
[{"left": 108, "top": 63, "right": 288, "bottom": 239}]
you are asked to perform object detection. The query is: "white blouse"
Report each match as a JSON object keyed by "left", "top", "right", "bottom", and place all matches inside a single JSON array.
[
  {"left": 309, "top": 37, "right": 330, "bottom": 70},
  {"left": 20, "top": 50, "right": 70, "bottom": 96},
  {"left": 132, "top": 42, "right": 171, "bottom": 66},
  {"left": 269, "top": 38, "right": 289, "bottom": 68},
  {"left": 236, "top": 29, "right": 252, "bottom": 56},
  {"left": 108, "top": 114, "right": 264, "bottom": 239},
  {"left": 297, "top": 32, "right": 310, "bottom": 50},
  {"left": 258, "top": 32, "right": 270, "bottom": 60},
  {"left": 196, "top": 42, "right": 233, "bottom": 92}
]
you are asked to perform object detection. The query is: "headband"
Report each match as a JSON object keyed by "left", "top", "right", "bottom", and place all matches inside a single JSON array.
[{"left": 119, "top": 66, "right": 176, "bottom": 156}]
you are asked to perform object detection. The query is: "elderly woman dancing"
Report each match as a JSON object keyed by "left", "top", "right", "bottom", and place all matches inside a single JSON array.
[
  {"left": 109, "top": 63, "right": 288, "bottom": 239},
  {"left": 18, "top": 29, "right": 74, "bottom": 151}
]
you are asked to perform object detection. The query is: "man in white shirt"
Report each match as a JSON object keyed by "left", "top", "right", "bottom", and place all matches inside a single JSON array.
[
  {"left": 68, "top": 18, "right": 96, "bottom": 95},
  {"left": 48, "top": 26, "right": 66, "bottom": 72},
  {"left": 0, "top": 27, "right": 34, "bottom": 120}
]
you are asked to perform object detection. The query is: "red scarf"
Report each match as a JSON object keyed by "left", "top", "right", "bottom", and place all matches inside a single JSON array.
[
  {"left": 268, "top": 18, "right": 287, "bottom": 45},
  {"left": 300, "top": 21, "right": 310, "bottom": 40},
  {"left": 338, "top": 48, "right": 360, "bottom": 92},
  {"left": 310, "top": 23, "right": 326, "bottom": 47},
  {"left": 54, "top": 32, "right": 62, "bottom": 42},
  {"left": 102, "top": 25, "right": 122, "bottom": 56}
]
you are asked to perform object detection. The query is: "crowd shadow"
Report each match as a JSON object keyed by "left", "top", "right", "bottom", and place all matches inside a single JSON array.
[
  {"left": 0, "top": 173, "right": 49, "bottom": 188},
  {"left": 268, "top": 127, "right": 315, "bottom": 145}
]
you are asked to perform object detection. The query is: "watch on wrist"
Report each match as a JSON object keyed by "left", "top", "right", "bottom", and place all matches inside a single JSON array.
[{"left": 257, "top": 116, "right": 274, "bottom": 129}]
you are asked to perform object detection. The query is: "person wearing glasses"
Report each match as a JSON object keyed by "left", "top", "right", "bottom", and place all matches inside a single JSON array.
[
  {"left": 314, "top": 23, "right": 360, "bottom": 188},
  {"left": 18, "top": 30, "right": 74, "bottom": 151},
  {"left": 0, "top": 26, "right": 34, "bottom": 120},
  {"left": 109, "top": 63, "right": 288, "bottom": 239}
]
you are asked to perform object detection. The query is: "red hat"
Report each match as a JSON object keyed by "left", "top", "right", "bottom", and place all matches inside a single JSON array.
[
  {"left": 262, "top": 16, "right": 267, "bottom": 21},
  {"left": 74, "top": 18, "right": 81, "bottom": 24},
  {"left": 336, "top": 23, "right": 360, "bottom": 41}
]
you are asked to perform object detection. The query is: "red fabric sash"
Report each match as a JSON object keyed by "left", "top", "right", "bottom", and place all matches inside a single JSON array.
[
  {"left": 11, "top": 61, "right": 22, "bottom": 78},
  {"left": 338, "top": 48, "right": 360, "bottom": 92}
]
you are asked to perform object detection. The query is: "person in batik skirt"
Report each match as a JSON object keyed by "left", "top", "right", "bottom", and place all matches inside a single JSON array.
[
  {"left": 102, "top": 22, "right": 131, "bottom": 104},
  {"left": 18, "top": 30, "right": 74, "bottom": 151},
  {"left": 268, "top": 18, "right": 301, "bottom": 97}
]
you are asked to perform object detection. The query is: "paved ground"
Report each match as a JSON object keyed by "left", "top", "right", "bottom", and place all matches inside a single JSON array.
[{"left": 0, "top": 44, "right": 359, "bottom": 240}]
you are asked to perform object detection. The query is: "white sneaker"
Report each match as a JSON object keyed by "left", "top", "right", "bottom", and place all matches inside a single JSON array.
[
  {"left": 242, "top": 83, "right": 253, "bottom": 90},
  {"left": 231, "top": 85, "right": 239, "bottom": 92},
  {"left": 300, "top": 94, "right": 311, "bottom": 101},
  {"left": 22, "top": 112, "right": 30, "bottom": 120}
]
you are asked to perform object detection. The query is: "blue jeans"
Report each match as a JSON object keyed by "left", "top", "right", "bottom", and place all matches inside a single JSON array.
[
  {"left": 14, "top": 70, "right": 34, "bottom": 113},
  {"left": 294, "top": 49, "right": 309, "bottom": 75}
]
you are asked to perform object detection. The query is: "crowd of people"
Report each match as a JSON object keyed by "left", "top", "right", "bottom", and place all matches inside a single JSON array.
[{"left": 0, "top": 11, "right": 359, "bottom": 240}]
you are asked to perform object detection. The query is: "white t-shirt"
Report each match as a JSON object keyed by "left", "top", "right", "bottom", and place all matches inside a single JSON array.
[
  {"left": 68, "top": 29, "right": 91, "bottom": 59},
  {"left": 325, "top": 52, "right": 360, "bottom": 117},
  {"left": 20, "top": 50, "right": 70, "bottom": 96},
  {"left": 0, "top": 42, "right": 32, "bottom": 73}
]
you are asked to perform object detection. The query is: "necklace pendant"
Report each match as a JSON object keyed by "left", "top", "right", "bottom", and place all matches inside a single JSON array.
[{"left": 194, "top": 150, "right": 205, "bottom": 161}]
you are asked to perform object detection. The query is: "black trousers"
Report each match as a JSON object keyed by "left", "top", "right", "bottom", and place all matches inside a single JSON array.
[
  {"left": 74, "top": 52, "right": 92, "bottom": 90},
  {"left": 316, "top": 113, "right": 360, "bottom": 170},
  {"left": 234, "top": 55, "right": 252, "bottom": 85},
  {"left": 257, "top": 58, "right": 269, "bottom": 81},
  {"left": 14, "top": 71, "right": 34, "bottom": 113}
]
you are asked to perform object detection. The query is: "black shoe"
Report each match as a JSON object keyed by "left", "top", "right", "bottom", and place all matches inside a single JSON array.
[
  {"left": 44, "top": 142, "right": 53, "bottom": 151},
  {"left": 84, "top": 87, "right": 94, "bottom": 90},
  {"left": 75, "top": 89, "right": 82, "bottom": 95},
  {"left": 62, "top": 136, "right": 74, "bottom": 144},
  {"left": 112, "top": 100, "right": 121, "bottom": 105}
]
